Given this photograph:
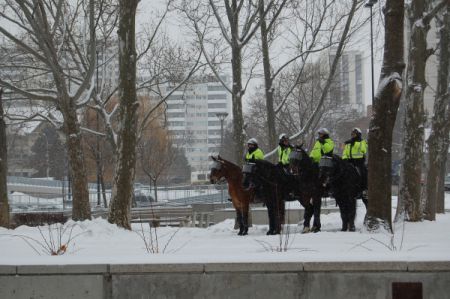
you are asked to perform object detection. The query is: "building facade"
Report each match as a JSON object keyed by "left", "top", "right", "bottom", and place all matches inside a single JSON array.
[
  {"left": 165, "top": 76, "right": 231, "bottom": 183},
  {"left": 329, "top": 50, "right": 365, "bottom": 115}
]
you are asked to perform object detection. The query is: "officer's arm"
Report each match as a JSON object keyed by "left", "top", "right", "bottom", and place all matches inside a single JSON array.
[
  {"left": 342, "top": 145, "right": 349, "bottom": 159},
  {"left": 322, "top": 139, "right": 334, "bottom": 154}
]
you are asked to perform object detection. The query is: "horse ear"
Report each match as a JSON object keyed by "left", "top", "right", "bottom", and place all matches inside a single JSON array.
[{"left": 211, "top": 155, "right": 217, "bottom": 161}]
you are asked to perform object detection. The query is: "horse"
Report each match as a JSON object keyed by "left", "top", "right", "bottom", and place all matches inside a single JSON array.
[
  {"left": 288, "top": 146, "right": 325, "bottom": 233},
  {"left": 318, "top": 154, "right": 365, "bottom": 231},
  {"left": 209, "top": 155, "right": 255, "bottom": 235},
  {"left": 242, "top": 159, "right": 292, "bottom": 235}
]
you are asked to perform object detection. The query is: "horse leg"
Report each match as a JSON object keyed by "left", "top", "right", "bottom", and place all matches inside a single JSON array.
[
  {"left": 311, "top": 195, "right": 322, "bottom": 233},
  {"left": 348, "top": 196, "right": 357, "bottom": 232},
  {"left": 337, "top": 195, "right": 348, "bottom": 231},
  {"left": 266, "top": 199, "right": 276, "bottom": 235},
  {"left": 236, "top": 209, "right": 244, "bottom": 235},
  {"left": 302, "top": 200, "right": 313, "bottom": 233},
  {"left": 241, "top": 203, "right": 250, "bottom": 236}
]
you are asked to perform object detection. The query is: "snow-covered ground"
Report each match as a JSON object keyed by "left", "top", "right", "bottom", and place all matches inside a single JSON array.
[{"left": 0, "top": 196, "right": 449, "bottom": 265}]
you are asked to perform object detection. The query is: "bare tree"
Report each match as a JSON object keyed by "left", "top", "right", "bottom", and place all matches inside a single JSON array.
[
  {"left": 262, "top": 0, "right": 365, "bottom": 151},
  {"left": 396, "top": 0, "right": 448, "bottom": 222},
  {"left": 365, "top": 0, "right": 405, "bottom": 232},
  {"left": 424, "top": 3, "right": 450, "bottom": 220},
  {"left": 0, "top": 0, "right": 98, "bottom": 220},
  {"left": 180, "top": 0, "right": 278, "bottom": 165},
  {"left": 137, "top": 126, "right": 175, "bottom": 202},
  {"left": 0, "top": 88, "right": 9, "bottom": 228},
  {"left": 107, "top": 0, "right": 140, "bottom": 229}
]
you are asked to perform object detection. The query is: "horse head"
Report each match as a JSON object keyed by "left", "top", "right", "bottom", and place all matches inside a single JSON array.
[{"left": 209, "top": 155, "right": 226, "bottom": 184}]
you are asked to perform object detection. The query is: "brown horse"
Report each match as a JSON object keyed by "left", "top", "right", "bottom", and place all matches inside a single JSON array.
[{"left": 209, "top": 155, "right": 254, "bottom": 235}]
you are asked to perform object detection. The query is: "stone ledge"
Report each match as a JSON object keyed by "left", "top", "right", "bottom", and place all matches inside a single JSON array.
[
  {"left": 17, "top": 264, "right": 108, "bottom": 274},
  {"left": 407, "top": 261, "right": 450, "bottom": 272},
  {"left": 0, "top": 265, "right": 16, "bottom": 275},
  {"left": 204, "top": 262, "right": 304, "bottom": 273},
  {"left": 110, "top": 263, "right": 204, "bottom": 274},
  {"left": 3, "top": 261, "right": 450, "bottom": 275},
  {"left": 303, "top": 261, "right": 408, "bottom": 272}
]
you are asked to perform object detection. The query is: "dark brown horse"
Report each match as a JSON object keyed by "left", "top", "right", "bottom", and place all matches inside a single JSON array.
[
  {"left": 289, "top": 146, "right": 324, "bottom": 233},
  {"left": 209, "top": 155, "right": 254, "bottom": 235}
]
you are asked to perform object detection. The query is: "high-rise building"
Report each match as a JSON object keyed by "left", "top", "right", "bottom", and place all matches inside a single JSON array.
[
  {"left": 329, "top": 50, "right": 365, "bottom": 115},
  {"left": 165, "top": 76, "right": 231, "bottom": 183}
]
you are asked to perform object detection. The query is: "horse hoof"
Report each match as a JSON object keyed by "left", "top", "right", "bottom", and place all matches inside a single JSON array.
[
  {"left": 349, "top": 225, "right": 356, "bottom": 232},
  {"left": 302, "top": 227, "right": 310, "bottom": 234},
  {"left": 311, "top": 226, "right": 320, "bottom": 233},
  {"left": 266, "top": 230, "right": 274, "bottom": 235}
]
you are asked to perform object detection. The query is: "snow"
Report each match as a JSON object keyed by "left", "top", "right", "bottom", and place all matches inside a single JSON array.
[{"left": 0, "top": 197, "right": 449, "bottom": 265}]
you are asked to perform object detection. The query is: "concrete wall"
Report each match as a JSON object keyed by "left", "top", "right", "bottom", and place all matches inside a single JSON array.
[
  {"left": 1, "top": 262, "right": 449, "bottom": 299},
  {"left": 213, "top": 206, "right": 339, "bottom": 225}
]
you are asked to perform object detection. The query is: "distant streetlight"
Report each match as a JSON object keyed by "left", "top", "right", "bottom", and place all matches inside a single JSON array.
[
  {"left": 215, "top": 112, "right": 229, "bottom": 153},
  {"left": 365, "top": 0, "right": 378, "bottom": 105}
]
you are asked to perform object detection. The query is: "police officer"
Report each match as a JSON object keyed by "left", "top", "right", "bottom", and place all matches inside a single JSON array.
[
  {"left": 277, "top": 133, "right": 292, "bottom": 171},
  {"left": 310, "top": 128, "right": 335, "bottom": 163},
  {"left": 343, "top": 128, "right": 368, "bottom": 194},
  {"left": 243, "top": 138, "right": 265, "bottom": 201},
  {"left": 245, "top": 138, "right": 265, "bottom": 162}
]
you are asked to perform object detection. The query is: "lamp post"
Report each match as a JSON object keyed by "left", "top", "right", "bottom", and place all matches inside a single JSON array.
[
  {"left": 215, "top": 112, "right": 229, "bottom": 153},
  {"left": 365, "top": 0, "right": 378, "bottom": 104},
  {"left": 215, "top": 112, "right": 228, "bottom": 204}
]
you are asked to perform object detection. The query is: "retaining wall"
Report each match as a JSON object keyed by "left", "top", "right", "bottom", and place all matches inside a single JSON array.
[{"left": 1, "top": 261, "right": 449, "bottom": 299}]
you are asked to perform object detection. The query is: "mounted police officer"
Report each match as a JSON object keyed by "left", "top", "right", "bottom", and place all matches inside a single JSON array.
[
  {"left": 243, "top": 138, "right": 265, "bottom": 200},
  {"left": 343, "top": 128, "right": 368, "bottom": 201},
  {"left": 245, "top": 138, "right": 264, "bottom": 162},
  {"left": 310, "top": 128, "right": 335, "bottom": 163},
  {"left": 277, "top": 133, "right": 293, "bottom": 173}
]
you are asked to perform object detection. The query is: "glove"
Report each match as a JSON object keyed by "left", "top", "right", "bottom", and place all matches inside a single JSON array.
[{"left": 344, "top": 139, "right": 352, "bottom": 145}]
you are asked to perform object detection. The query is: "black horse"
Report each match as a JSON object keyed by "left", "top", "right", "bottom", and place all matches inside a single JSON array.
[
  {"left": 319, "top": 154, "right": 365, "bottom": 231},
  {"left": 288, "top": 146, "right": 324, "bottom": 233},
  {"left": 242, "top": 159, "right": 291, "bottom": 235}
]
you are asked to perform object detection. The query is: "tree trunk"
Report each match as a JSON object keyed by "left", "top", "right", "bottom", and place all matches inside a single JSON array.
[
  {"left": 365, "top": 0, "right": 405, "bottom": 232},
  {"left": 259, "top": 1, "right": 277, "bottom": 151},
  {"left": 397, "top": 0, "right": 431, "bottom": 222},
  {"left": 426, "top": 4, "right": 449, "bottom": 218},
  {"left": 437, "top": 165, "right": 447, "bottom": 213},
  {"left": 101, "top": 172, "right": 108, "bottom": 208},
  {"left": 0, "top": 89, "right": 10, "bottom": 228},
  {"left": 231, "top": 43, "right": 245, "bottom": 166},
  {"left": 153, "top": 179, "right": 158, "bottom": 202},
  {"left": 60, "top": 95, "right": 91, "bottom": 220},
  {"left": 108, "top": 0, "right": 139, "bottom": 230}
]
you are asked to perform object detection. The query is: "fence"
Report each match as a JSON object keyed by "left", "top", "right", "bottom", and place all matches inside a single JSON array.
[{"left": 7, "top": 183, "right": 224, "bottom": 212}]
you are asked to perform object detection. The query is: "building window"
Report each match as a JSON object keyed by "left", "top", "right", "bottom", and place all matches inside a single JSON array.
[
  {"left": 208, "top": 94, "right": 227, "bottom": 100},
  {"left": 208, "top": 103, "right": 227, "bottom": 109}
]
